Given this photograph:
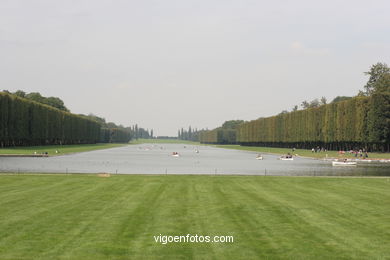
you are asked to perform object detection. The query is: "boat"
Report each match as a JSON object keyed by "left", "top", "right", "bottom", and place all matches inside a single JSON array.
[
  {"left": 279, "top": 153, "right": 293, "bottom": 160},
  {"left": 280, "top": 157, "right": 294, "bottom": 161},
  {"left": 332, "top": 161, "right": 357, "bottom": 166},
  {"left": 171, "top": 152, "right": 180, "bottom": 157},
  {"left": 256, "top": 155, "right": 263, "bottom": 160}
]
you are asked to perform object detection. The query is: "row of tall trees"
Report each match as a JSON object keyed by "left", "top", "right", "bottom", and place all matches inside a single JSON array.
[
  {"left": 237, "top": 96, "right": 372, "bottom": 150},
  {"left": 1, "top": 91, "right": 156, "bottom": 146},
  {"left": 100, "top": 128, "right": 131, "bottom": 143},
  {"left": 199, "top": 63, "right": 389, "bottom": 151},
  {"left": 199, "top": 120, "right": 244, "bottom": 144},
  {"left": 82, "top": 115, "right": 152, "bottom": 143},
  {"left": 237, "top": 63, "right": 390, "bottom": 151},
  {"left": 0, "top": 92, "right": 101, "bottom": 147},
  {"left": 178, "top": 126, "right": 203, "bottom": 142}
]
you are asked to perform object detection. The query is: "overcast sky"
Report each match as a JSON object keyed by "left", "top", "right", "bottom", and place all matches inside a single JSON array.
[{"left": 1, "top": 0, "right": 389, "bottom": 136}]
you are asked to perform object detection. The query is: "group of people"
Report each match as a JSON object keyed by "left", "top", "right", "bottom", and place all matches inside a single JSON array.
[
  {"left": 311, "top": 147, "right": 327, "bottom": 153},
  {"left": 338, "top": 149, "right": 369, "bottom": 158},
  {"left": 352, "top": 149, "right": 369, "bottom": 158}
]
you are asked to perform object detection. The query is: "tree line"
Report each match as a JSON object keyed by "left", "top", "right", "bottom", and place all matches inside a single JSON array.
[
  {"left": 200, "top": 63, "right": 390, "bottom": 152},
  {"left": 199, "top": 120, "right": 244, "bottom": 144},
  {"left": 0, "top": 91, "right": 154, "bottom": 146},
  {"left": 178, "top": 126, "right": 203, "bottom": 142},
  {"left": 0, "top": 92, "right": 100, "bottom": 146},
  {"left": 84, "top": 114, "right": 153, "bottom": 143}
]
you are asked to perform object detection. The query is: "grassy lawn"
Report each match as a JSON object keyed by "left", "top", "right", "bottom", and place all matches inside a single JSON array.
[
  {"left": 0, "top": 143, "right": 128, "bottom": 156},
  {"left": 216, "top": 145, "right": 390, "bottom": 160},
  {"left": 0, "top": 174, "right": 389, "bottom": 259}
]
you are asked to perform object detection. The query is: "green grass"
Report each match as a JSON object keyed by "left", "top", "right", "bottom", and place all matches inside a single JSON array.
[
  {"left": 0, "top": 174, "right": 389, "bottom": 259},
  {"left": 0, "top": 143, "right": 128, "bottom": 156},
  {"left": 131, "top": 138, "right": 201, "bottom": 145},
  {"left": 216, "top": 145, "right": 390, "bottom": 160}
]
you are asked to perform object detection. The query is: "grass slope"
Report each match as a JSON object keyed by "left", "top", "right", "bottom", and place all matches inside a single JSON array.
[
  {"left": 0, "top": 175, "right": 389, "bottom": 259},
  {"left": 0, "top": 143, "right": 128, "bottom": 156},
  {"left": 216, "top": 145, "right": 390, "bottom": 159}
]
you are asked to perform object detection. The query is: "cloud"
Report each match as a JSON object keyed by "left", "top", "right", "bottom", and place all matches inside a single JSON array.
[{"left": 290, "top": 41, "right": 330, "bottom": 56}]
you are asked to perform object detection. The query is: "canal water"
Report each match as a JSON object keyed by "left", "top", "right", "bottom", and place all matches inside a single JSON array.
[{"left": 0, "top": 144, "right": 389, "bottom": 176}]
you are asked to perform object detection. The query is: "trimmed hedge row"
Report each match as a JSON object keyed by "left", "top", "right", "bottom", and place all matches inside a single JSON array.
[
  {"left": 199, "top": 129, "right": 237, "bottom": 144},
  {"left": 237, "top": 96, "right": 390, "bottom": 151},
  {"left": 200, "top": 96, "right": 389, "bottom": 151},
  {"left": 100, "top": 128, "right": 131, "bottom": 143},
  {"left": 0, "top": 92, "right": 101, "bottom": 147}
]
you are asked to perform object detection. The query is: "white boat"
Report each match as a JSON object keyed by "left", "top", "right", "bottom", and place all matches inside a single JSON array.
[
  {"left": 256, "top": 156, "right": 263, "bottom": 160},
  {"left": 171, "top": 152, "right": 180, "bottom": 157},
  {"left": 280, "top": 157, "right": 294, "bottom": 161},
  {"left": 332, "top": 161, "right": 357, "bottom": 166}
]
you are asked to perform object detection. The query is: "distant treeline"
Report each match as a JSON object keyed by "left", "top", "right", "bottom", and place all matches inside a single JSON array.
[
  {"left": 199, "top": 63, "right": 390, "bottom": 152},
  {"left": 178, "top": 126, "right": 203, "bottom": 142},
  {"left": 199, "top": 120, "right": 244, "bottom": 144},
  {"left": 0, "top": 92, "right": 100, "bottom": 146},
  {"left": 84, "top": 114, "right": 152, "bottom": 143}
]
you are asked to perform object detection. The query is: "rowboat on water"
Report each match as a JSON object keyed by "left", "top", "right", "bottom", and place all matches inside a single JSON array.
[
  {"left": 279, "top": 153, "right": 294, "bottom": 160},
  {"left": 256, "top": 154, "right": 263, "bottom": 160},
  {"left": 332, "top": 161, "right": 357, "bottom": 166},
  {"left": 172, "top": 152, "right": 180, "bottom": 157},
  {"left": 280, "top": 157, "right": 294, "bottom": 161}
]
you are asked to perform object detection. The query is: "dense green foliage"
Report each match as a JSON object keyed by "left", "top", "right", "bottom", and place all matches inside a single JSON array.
[
  {"left": 100, "top": 128, "right": 131, "bottom": 143},
  {"left": 364, "top": 62, "right": 390, "bottom": 95},
  {"left": 199, "top": 120, "right": 243, "bottom": 144},
  {"left": 0, "top": 92, "right": 100, "bottom": 147},
  {"left": 237, "top": 96, "right": 371, "bottom": 150},
  {"left": 202, "top": 64, "right": 390, "bottom": 151},
  {"left": 82, "top": 115, "right": 152, "bottom": 142},
  {"left": 10, "top": 90, "right": 69, "bottom": 111},
  {"left": 0, "top": 175, "right": 389, "bottom": 259},
  {"left": 178, "top": 126, "right": 203, "bottom": 142},
  {"left": 331, "top": 96, "right": 352, "bottom": 103}
]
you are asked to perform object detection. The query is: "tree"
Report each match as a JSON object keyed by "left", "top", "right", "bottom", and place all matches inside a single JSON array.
[
  {"left": 331, "top": 96, "right": 352, "bottom": 103},
  {"left": 301, "top": 100, "right": 309, "bottom": 109},
  {"left": 46, "top": 97, "right": 69, "bottom": 111},
  {"left": 364, "top": 63, "right": 390, "bottom": 95},
  {"left": 14, "top": 90, "right": 26, "bottom": 98},
  {"left": 22, "top": 92, "right": 69, "bottom": 111},
  {"left": 292, "top": 105, "right": 298, "bottom": 112},
  {"left": 309, "top": 99, "right": 320, "bottom": 108},
  {"left": 320, "top": 96, "right": 327, "bottom": 105},
  {"left": 367, "top": 73, "right": 390, "bottom": 147},
  {"left": 221, "top": 120, "right": 244, "bottom": 129}
]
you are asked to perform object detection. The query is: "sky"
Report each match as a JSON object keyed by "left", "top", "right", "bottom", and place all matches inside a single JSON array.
[{"left": 1, "top": 0, "right": 389, "bottom": 136}]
